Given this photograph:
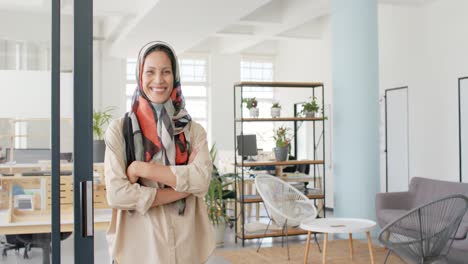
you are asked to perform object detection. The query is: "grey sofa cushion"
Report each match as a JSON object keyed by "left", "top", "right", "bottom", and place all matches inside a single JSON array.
[
  {"left": 410, "top": 177, "right": 468, "bottom": 210},
  {"left": 455, "top": 223, "right": 468, "bottom": 240},
  {"left": 447, "top": 248, "right": 468, "bottom": 264},
  {"left": 377, "top": 209, "right": 408, "bottom": 227},
  {"left": 379, "top": 209, "right": 468, "bottom": 240}
]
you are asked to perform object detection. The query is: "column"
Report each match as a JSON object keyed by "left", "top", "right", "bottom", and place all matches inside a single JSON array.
[{"left": 331, "top": 0, "right": 380, "bottom": 222}]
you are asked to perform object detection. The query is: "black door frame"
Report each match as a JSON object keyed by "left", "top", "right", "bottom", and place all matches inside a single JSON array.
[
  {"left": 384, "top": 86, "right": 409, "bottom": 192},
  {"left": 458, "top": 77, "right": 468, "bottom": 183},
  {"left": 51, "top": 0, "right": 94, "bottom": 262}
]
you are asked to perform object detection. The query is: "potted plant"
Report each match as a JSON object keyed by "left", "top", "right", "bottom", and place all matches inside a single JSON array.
[
  {"left": 93, "top": 107, "right": 114, "bottom": 162},
  {"left": 301, "top": 97, "right": 320, "bottom": 118},
  {"left": 242, "top": 97, "right": 259, "bottom": 118},
  {"left": 207, "top": 144, "right": 235, "bottom": 246},
  {"left": 273, "top": 126, "right": 292, "bottom": 161},
  {"left": 270, "top": 102, "right": 281, "bottom": 118}
]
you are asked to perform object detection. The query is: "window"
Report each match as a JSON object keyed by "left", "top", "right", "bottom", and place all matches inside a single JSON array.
[
  {"left": 125, "top": 56, "right": 209, "bottom": 131},
  {"left": 179, "top": 57, "right": 209, "bottom": 130},
  {"left": 240, "top": 57, "right": 275, "bottom": 152},
  {"left": 125, "top": 58, "right": 137, "bottom": 111}
]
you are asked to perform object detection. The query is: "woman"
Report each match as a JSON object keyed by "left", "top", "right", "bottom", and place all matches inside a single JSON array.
[{"left": 104, "top": 41, "right": 214, "bottom": 264}]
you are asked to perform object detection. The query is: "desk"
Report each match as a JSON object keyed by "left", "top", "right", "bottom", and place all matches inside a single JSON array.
[
  {"left": 0, "top": 162, "right": 105, "bottom": 182},
  {"left": 0, "top": 168, "right": 109, "bottom": 234},
  {"left": 0, "top": 208, "right": 111, "bottom": 235}
]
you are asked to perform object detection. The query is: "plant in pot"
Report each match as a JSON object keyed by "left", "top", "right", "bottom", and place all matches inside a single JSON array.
[
  {"left": 270, "top": 102, "right": 281, "bottom": 118},
  {"left": 93, "top": 107, "right": 114, "bottom": 162},
  {"left": 242, "top": 97, "right": 259, "bottom": 118},
  {"left": 206, "top": 144, "right": 236, "bottom": 246},
  {"left": 273, "top": 126, "right": 292, "bottom": 161},
  {"left": 301, "top": 97, "right": 320, "bottom": 118}
]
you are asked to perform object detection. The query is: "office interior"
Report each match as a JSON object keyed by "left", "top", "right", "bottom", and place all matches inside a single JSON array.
[{"left": 1, "top": 0, "right": 468, "bottom": 263}]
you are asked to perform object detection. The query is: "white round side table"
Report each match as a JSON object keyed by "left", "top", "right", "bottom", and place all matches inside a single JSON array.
[{"left": 299, "top": 218, "right": 377, "bottom": 264}]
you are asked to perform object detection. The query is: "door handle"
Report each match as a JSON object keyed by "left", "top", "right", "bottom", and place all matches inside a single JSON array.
[{"left": 80, "top": 180, "right": 94, "bottom": 237}]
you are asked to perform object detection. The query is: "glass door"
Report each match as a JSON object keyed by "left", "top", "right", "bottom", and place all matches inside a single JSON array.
[{"left": 0, "top": 0, "right": 98, "bottom": 263}]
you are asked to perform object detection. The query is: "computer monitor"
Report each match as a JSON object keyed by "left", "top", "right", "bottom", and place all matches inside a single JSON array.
[
  {"left": 5, "top": 148, "right": 51, "bottom": 163},
  {"left": 237, "top": 134, "right": 257, "bottom": 160}
]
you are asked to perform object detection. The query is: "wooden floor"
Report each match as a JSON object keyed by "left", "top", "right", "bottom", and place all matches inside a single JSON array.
[{"left": 214, "top": 239, "right": 404, "bottom": 264}]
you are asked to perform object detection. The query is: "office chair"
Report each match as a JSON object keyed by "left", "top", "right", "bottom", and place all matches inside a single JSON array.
[{"left": 2, "top": 235, "right": 29, "bottom": 258}]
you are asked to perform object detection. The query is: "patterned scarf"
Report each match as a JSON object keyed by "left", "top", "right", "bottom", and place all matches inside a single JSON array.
[{"left": 123, "top": 41, "right": 191, "bottom": 215}]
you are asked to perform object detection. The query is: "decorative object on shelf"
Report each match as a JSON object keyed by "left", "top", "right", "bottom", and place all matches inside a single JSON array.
[
  {"left": 273, "top": 126, "right": 292, "bottom": 161},
  {"left": 242, "top": 97, "right": 259, "bottom": 118},
  {"left": 207, "top": 144, "right": 235, "bottom": 246},
  {"left": 270, "top": 102, "right": 281, "bottom": 118},
  {"left": 301, "top": 97, "right": 320, "bottom": 118},
  {"left": 93, "top": 107, "right": 114, "bottom": 162}
]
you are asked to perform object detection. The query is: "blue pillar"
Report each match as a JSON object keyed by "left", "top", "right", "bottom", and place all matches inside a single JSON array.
[{"left": 331, "top": 0, "right": 380, "bottom": 223}]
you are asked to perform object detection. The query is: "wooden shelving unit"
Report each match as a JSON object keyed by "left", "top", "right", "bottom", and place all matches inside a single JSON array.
[
  {"left": 234, "top": 81, "right": 327, "bottom": 246},
  {"left": 237, "top": 227, "right": 309, "bottom": 239},
  {"left": 236, "top": 159, "right": 324, "bottom": 167},
  {"left": 236, "top": 117, "right": 325, "bottom": 122},
  {"left": 241, "top": 193, "right": 324, "bottom": 204}
]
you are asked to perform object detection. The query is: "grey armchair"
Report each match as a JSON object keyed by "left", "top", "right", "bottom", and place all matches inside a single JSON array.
[
  {"left": 378, "top": 195, "right": 468, "bottom": 263},
  {"left": 376, "top": 177, "right": 468, "bottom": 251}
]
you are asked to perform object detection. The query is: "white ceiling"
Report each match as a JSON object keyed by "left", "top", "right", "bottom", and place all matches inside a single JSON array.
[{"left": 0, "top": 0, "right": 436, "bottom": 58}]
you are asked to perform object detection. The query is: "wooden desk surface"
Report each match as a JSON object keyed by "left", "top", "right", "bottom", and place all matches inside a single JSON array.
[
  {"left": 0, "top": 209, "right": 111, "bottom": 235},
  {"left": 0, "top": 162, "right": 104, "bottom": 173}
]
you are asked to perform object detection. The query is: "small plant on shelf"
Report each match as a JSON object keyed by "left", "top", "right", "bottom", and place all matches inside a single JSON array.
[
  {"left": 271, "top": 102, "right": 281, "bottom": 109},
  {"left": 273, "top": 126, "right": 292, "bottom": 161},
  {"left": 242, "top": 97, "right": 258, "bottom": 109},
  {"left": 270, "top": 102, "right": 281, "bottom": 118},
  {"left": 300, "top": 97, "right": 320, "bottom": 118},
  {"left": 242, "top": 97, "right": 259, "bottom": 118}
]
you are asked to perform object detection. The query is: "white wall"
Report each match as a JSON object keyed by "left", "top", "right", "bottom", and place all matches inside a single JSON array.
[
  {"left": 209, "top": 53, "right": 241, "bottom": 167},
  {"left": 99, "top": 41, "right": 127, "bottom": 117},
  {"left": 378, "top": 0, "right": 468, "bottom": 186},
  {"left": 0, "top": 71, "right": 73, "bottom": 118}
]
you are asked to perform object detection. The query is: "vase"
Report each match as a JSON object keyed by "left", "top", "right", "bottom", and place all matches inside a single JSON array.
[
  {"left": 270, "top": 107, "right": 281, "bottom": 118},
  {"left": 213, "top": 221, "right": 226, "bottom": 246},
  {"left": 274, "top": 146, "right": 289, "bottom": 161},
  {"left": 93, "top": 140, "right": 106, "bottom": 162},
  {"left": 249, "top": 107, "right": 259, "bottom": 118},
  {"left": 305, "top": 111, "right": 316, "bottom": 118}
]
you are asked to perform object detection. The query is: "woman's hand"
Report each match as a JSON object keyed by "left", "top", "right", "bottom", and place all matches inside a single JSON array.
[{"left": 126, "top": 161, "right": 141, "bottom": 184}]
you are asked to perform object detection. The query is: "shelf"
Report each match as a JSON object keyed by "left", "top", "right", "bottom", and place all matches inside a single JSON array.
[
  {"left": 233, "top": 80, "right": 327, "bottom": 245},
  {"left": 236, "top": 117, "right": 325, "bottom": 122},
  {"left": 234, "top": 81, "right": 323, "bottom": 88},
  {"left": 237, "top": 227, "right": 309, "bottom": 239},
  {"left": 236, "top": 159, "right": 324, "bottom": 167},
  {"left": 241, "top": 193, "right": 324, "bottom": 204}
]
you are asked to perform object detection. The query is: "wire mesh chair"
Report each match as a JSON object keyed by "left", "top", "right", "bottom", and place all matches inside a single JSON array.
[
  {"left": 378, "top": 194, "right": 468, "bottom": 264},
  {"left": 254, "top": 174, "right": 318, "bottom": 260}
]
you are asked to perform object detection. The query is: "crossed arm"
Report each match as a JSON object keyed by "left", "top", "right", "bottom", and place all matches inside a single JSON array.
[{"left": 126, "top": 149, "right": 198, "bottom": 208}]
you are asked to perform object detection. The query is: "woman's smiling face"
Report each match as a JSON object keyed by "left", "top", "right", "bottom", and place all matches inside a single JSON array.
[{"left": 141, "top": 51, "right": 174, "bottom": 104}]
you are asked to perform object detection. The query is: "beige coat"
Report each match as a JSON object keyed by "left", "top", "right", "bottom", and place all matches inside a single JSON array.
[{"left": 104, "top": 118, "right": 215, "bottom": 264}]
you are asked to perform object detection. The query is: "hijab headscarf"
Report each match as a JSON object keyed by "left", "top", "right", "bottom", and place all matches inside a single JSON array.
[{"left": 123, "top": 41, "right": 191, "bottom": 215}]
